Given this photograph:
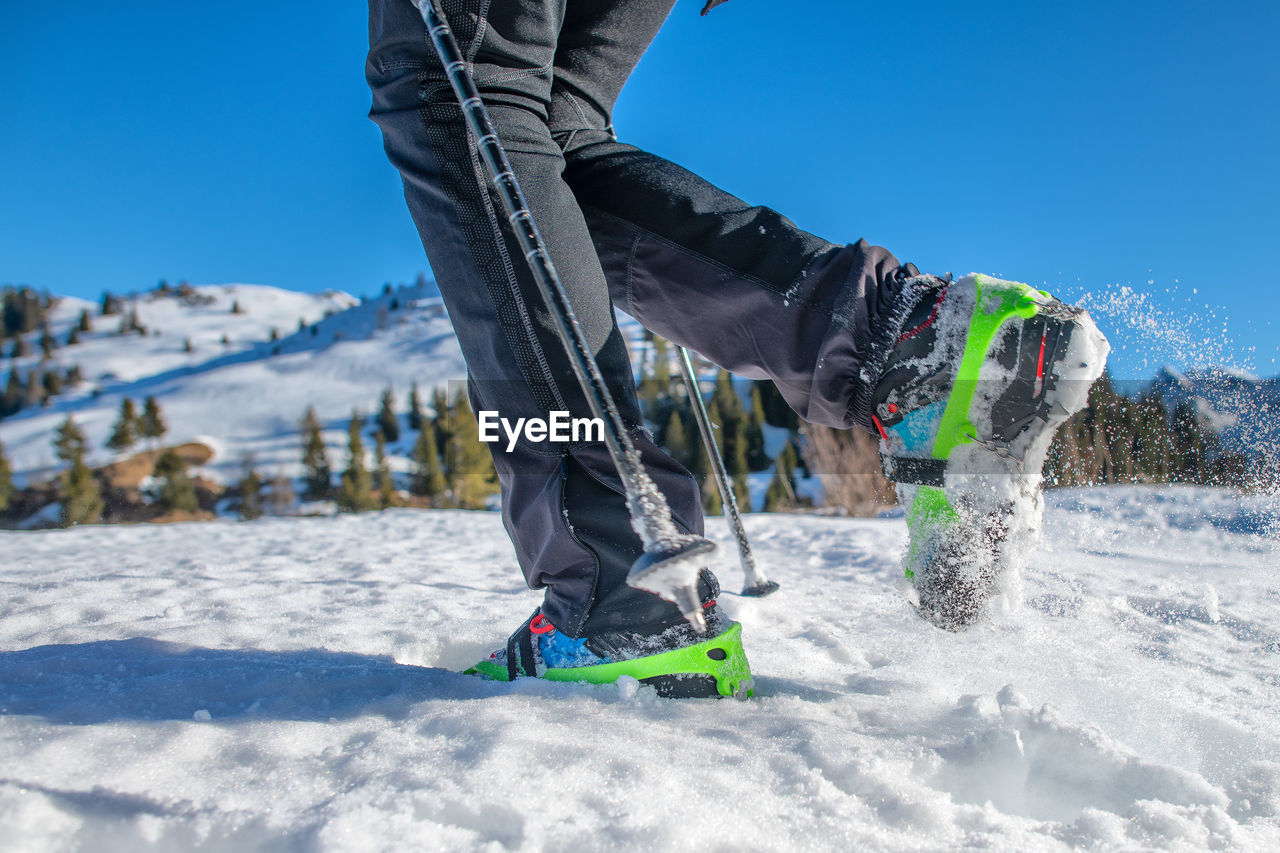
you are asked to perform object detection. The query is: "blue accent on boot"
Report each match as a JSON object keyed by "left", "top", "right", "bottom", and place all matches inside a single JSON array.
[
  {"left": 889, "top": 399, "right": 947, "bottom": 454},
  {"left": 539, "top": 631, "right": 612, "bottom": 669}
]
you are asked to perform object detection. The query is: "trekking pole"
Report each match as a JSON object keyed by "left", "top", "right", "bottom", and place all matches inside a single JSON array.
[
  {"left": 676, "top": 347, "right": 779, "bottom": 597},
  {"left": 415, "top": 0, "right": 716, "bottom": 628}
]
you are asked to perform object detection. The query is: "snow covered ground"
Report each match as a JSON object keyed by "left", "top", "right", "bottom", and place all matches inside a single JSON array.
[{"left": 2, "top": 486, "right": 1278, "bottom": 851}]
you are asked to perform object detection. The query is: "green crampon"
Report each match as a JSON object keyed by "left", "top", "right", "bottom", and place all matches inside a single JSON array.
[{"left": 466, "top": 621, "right": 754, "bottom": 699}]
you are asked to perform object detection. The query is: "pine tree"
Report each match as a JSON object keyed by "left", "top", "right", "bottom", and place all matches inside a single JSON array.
[
  {"left": 77, "top": 309, "right": 92, "bottom": 333},
  {"left": 101, "top": 291, "right": 120, "bottom": 316},
  {"left": 2, "top": 370, "right": 21, "bottom": 418},
  {"left": 337, "top": 411, "right": 375, "bottom": 512},
  {"left": 444, "top": 392, "right": 498, "bottom": 509},
  {"left": 266, "top": 473, "right": 296, "bottom": 517},
  {"left": 1171, "top": 401, "right": 1210, "bottom": 484},
  {"left": 42, "top": 371, "right": 63, "bottom": 400},
  {"left": 763, "top": 455, "right": 794, "bottom": 512},
  {"left": 0, "top": 435, "right": 13, "bottom": 512},
  {"left": 59, "top": 455, "right": 103, "bottom": 527},
  {"left": 410, "top": 419, "right": 446, "bottom": 502},
  {"left": 23, "top": 369, "right": 45, "bottom": 408},
  {"left": 141, "top": 396, "right": 167, "bottom": 445},
  {"left": 54, "top": 415, "right": 88, "bottom": 463},
  {"left": 662, "top": 407, "right": 690, "bottom": 467},
  {"left": 238, "top": 455, "right": 264, "bottom": 521},
  {"left": 53, "top": 416, "right": 102, "bottom": 526},
  {"left": 106, "top": 398, "right": 139, "bottom": 452},
  {"left": 702, "top": 472, "right": 723, "bottom": 516},
  {"left": 66, "top": 327, "right": 80, "bottom": 347},
  {"left": 652, "top": 336, "right": 671, "bottom": 388},
  {"left": 300, "top": 407, "right": 331, "bottom": 498},
  {"left": 153, "top": 449, "right": 198, "bottom": 513},
  {"left": 745, "top": 384, "right": 769, "bottom": 471},
  {"left": 431, "top": 386, "right": 450, "bottom": 437},
  {"left": 407, "top": 382, "right": 425, "bottom": 431},
  {"left": 711, "top": 369, "right": 748, "bottom": 484},
  {"left": 375, "top": 431, "right": 395, "bottom": 509},
  {"left": 376, "top": 386, "right": 400, "bottom": 443}
]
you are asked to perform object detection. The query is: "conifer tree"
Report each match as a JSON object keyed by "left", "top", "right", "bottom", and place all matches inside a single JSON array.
[
  {"left": 54, "top": 415, "right": 88, "bottom": 463},
  {"left": 0, "top": 435, "right": 13, "bottom": 512},
  {"left": 266, "top": 473, "right": 296, "bottom": 517},
  {"left": 22, "top": 369, "right": 44, "bottom": 408},
  {"left": 54, "top": 416, "right": 102, "bottom": 526},
  {"left": 77, "top": 309, "right": 92, "bottom": 333},
  {"left": 153, "top": 449, "right": 198, "bottom": 514},
  {"left": 376, "top": 386, "right": 400, "bottom": 443},
  {"left": 1171, "top": 401, "right": 1210, "bottom": 484},
  {"left": 407, "top": 382, "right": 425, "bottom": 431},
  {"left": 101, "top": 291, "right": 120, "bottom": 316},
  {"left": 2, "top": 370, "right": 22, "bottom": 418},
  {"left": 662, "top": 407, "right": 690, "bottom": 468},
  {"left": 141, "top": 396, "right": 167, "bottom": 445},
  {"left": 702, "top": 473, "right": 723, "bottom": 516},
  {"left": 375, "top": 431, "right": 395, "bottom": 508},
  {"left": 652, "top": 335, "right": 671, "bottom": 388},
  {"left": 59, "top": 454, "right": 103, "bottom": 527},
  {"left": 238, "top": 455, "right": 264, "bottom": 521},
  {"left": 300, "top": 407, "right": 331, "bottom": 498},
  {"left": 106, "top": 398, "right": 139, "bottom": 452},
  {"left": 41, "top": 371, "right": 62, "bottom": 399},
  {"left": 337, "top": 411, "right": 375, "bottom": 512},
  {"left": 39, "top": 328, "right": 56, "bottom": 359},
  {"left": 431, "top": 386, "right": 450, "bottom": 438},
  {"left": 763, "top": 455, "right": 794, "bottom": 512},
  {"left": 745, "top": 384, "right": 768, "bottom": 471},
  {"left": 444, "top": 391, "right": 498, "bottom": 509},
  {"left": 66, "top": 327, "right": 80, "bottom": 347},
  {"left": 411, "top": 419, "right": 446, "bottom": 502}
]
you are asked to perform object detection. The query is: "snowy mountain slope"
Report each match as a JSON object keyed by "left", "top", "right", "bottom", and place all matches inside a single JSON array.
[
  {"left": 1148, "top": 366, "right": 1280, "bottom": 465},
  {"left": 2, "top": 283, "right": 466, "bottom": 485},
  {"left": 1, "top": 486, "right": 1277, "bottom": 850}
]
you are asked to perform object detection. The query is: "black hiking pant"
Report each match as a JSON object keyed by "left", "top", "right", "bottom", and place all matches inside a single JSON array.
[{"left": 367, "top": 0, "right": 915, "bottom": 639}]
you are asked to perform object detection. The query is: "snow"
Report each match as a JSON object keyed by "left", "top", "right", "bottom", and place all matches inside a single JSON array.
[{"left": 2, "top": 486, "right": 1278, "bottom": 850}]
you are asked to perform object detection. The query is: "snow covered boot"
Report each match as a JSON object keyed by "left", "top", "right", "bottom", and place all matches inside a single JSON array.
[
  {"left": 871, "top": 273, "right": 1109, "bottom": 629},
  {"left": 465, "top": 601, "right": 754, "bottom": 699}
]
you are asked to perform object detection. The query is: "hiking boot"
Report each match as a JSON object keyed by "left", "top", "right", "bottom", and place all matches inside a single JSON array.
[
  {"left": 465, "top": 601, "right": 754, "bottom": 699},
  {"left": 871, "top": 273, "right": 1109, "bottom": 629}
]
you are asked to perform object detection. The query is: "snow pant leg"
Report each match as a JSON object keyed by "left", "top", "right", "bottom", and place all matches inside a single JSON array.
[
  {"left": 366, "top": 0, "right": 707, "bottom": 637},
  {"left": 565, "top": 141, "right": 913, "bottom": 433},
  {"left": 536, "top": 2, "right": 917, "bottom": 432}
]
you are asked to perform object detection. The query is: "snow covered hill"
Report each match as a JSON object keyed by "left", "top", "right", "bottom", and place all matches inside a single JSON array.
[
  {"left": 2, "top": 486, "right": 1277, "bottom": 850},
  {"left": 1149, "top": 367, "right": 1280, "bottom": 467},
  {"left": 1, "top": 282, "right": 466, "bottom": 486}
]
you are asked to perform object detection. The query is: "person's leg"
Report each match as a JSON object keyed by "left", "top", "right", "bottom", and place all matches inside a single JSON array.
[
  {"left": 367, "top": 0, "right": 709, "bottom": 642},
  {"left": 547, "top": 2, "right": 920, "bottom": 434}
]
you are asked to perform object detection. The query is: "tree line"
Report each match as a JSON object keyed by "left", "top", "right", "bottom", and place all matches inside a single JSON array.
[{"left": 290, "top": 382, "right": 498, "bottom": 515}]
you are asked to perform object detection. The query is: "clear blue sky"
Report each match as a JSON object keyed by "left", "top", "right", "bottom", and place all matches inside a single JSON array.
[{"left": 2, "top": 1, "right": 1277, "bottom": 381}]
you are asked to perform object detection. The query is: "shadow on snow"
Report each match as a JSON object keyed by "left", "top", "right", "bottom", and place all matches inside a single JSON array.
[{"left": 0, "top": 638, "right": 487, "bottom": 725}]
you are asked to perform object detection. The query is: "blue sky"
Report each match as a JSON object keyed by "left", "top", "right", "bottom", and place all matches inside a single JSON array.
[{"left": 2, "top": 1, "right": 1277, "bottom": 381}]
